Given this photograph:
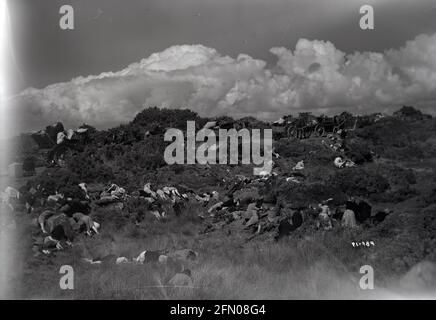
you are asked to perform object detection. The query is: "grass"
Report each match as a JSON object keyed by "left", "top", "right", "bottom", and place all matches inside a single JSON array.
[
  {"left": 9, "top": 172, "right": 435, "bottom": 300},
  {"left": 5, "top": 115, "right": 436, "bottom": 299},
  {"left": 14, "top": 218, "right": 407, "bottom": 300},
  {"left": 4, "top": 192, "right": 435, "bottom": 300},
  {"left": 3, "top": 156, "right": 434, "bottom": 300}
]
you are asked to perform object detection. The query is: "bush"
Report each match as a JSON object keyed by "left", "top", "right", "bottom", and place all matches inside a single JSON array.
[
  {"left": 371, "top": 185, "right": 418, "bottom": 203},
  {"left": 35, "top": 168, "right": 81, "bottom": 197},
  {"left": 344, "top": 139, "right": 373, "bottom": 164},
  {"left": 378, "top": 164, "right": 416, "bottom": 187},
  {"left": 133, "top": 107, "right": 208, "bottom": 130},
  {"left": 329, "top": 168, "right": 389, "bottom": 197},
  {"left": 275, "top": 181, "right": 339, "bottom": 207},
  {"left": 355, "top": 117, "right": 436, "bottom": 160},
  {"left": 274, "top": 139, "right": 319, "bottom": 159},
  {"left": 65, "top": 148, "right": 114, "bottom": 183},
  {"left": 23, "top": 156, "right": 36, "bottom": 172}
]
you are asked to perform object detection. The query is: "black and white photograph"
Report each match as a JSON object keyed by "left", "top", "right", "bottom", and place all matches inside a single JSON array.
[{"left": 0, "top": 0, "right": 436, "bottom": 304}]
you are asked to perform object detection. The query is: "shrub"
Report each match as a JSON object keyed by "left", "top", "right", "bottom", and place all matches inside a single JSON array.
[
  {"left": 329, "top": 167, "right": 389, "bottom": 197},
  {"left": 65, "top": 149, "right": 114, "bottom": 183},
  {"left": 23, "top": 156, "right": 36, "bottom": 172},
  {"left": 275, "top": 181, "right": 339, "bottom": 207},
  {"left": 371, "top": 185, "right": 418, "bottom": 203},
  {"left": 133, "top": 107, "right": 208, "bottom": 130},
  {"left": 35, "top": 168, "right": 81, "bottom": 197},
  {"left": 344, "top": 139, "right": 373, "bottom": 164},
  {"left": 274, "top": 139, "right": 318, "bottom": 159},
  {"left": 377, "top": 164, "right": 416, "bottom": 187}
]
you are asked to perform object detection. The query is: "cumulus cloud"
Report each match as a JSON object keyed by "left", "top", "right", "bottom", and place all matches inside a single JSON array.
[{"left": 9, "top": 34, "right": 436, "bottom": 133}]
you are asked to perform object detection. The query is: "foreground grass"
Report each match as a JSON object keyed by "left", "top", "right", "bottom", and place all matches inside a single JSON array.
[
  {"left": 14, "top": 165, "right": 436, "bottom": 300},
  {"left": 19, "top": 220, "right": 405, "bottom": 300}
]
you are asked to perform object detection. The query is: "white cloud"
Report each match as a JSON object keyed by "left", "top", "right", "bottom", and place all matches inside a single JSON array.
[{"left": 10, "top": 34, "right": 436, "bottom": 134}]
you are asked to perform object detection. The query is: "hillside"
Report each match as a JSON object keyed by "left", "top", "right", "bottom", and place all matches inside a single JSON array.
[{"left": 2, "top": 106, "right": 436, "bottom": 299}]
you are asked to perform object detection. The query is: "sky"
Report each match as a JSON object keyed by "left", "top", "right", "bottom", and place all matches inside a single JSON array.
[{"left": 4, "top": 0, "right": 436, "bottom": 133}]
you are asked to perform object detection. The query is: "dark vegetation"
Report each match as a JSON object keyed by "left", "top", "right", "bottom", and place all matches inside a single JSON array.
[{"left": 7, "top": 106, "right": 436, "bottom": 299}]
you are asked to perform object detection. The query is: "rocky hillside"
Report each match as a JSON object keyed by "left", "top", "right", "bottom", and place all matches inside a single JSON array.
[{"left": 3, "top": 106, "right": 436, "bottom": 299}]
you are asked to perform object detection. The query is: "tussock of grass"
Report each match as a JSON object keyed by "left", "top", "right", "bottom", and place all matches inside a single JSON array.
[
  {"left": 21, "top": 232, "right": 378, "bottom": 299},
  {"left": 17, "top": 195, "right": 436, "bottom": 300}
]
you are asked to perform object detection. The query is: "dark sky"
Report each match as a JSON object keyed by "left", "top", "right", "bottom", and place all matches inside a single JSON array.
[{"left": 7, "top": 0, "right": 436, "bottom": 92}]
